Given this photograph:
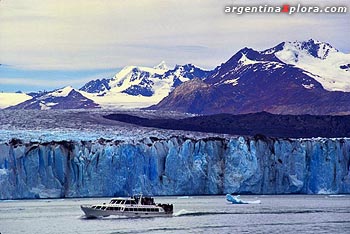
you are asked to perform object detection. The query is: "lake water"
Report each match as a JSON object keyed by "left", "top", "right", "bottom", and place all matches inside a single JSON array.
[{"left": 1, "top": 195, "right": 350, "bottom": 234}]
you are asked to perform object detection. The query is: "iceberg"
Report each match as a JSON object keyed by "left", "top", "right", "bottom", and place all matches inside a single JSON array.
[{"left": 226, "top": 194, "right": 261, "bottom": 204}]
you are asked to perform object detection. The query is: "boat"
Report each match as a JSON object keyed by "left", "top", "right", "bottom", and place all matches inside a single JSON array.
[
  {"left": 80, "top": 194, "right": 174, "bottom": 218},
  {"left": 226, "top": 194, "right": 261, "bottom": 204}
]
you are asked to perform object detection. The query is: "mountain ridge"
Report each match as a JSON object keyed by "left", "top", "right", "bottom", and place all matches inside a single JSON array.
[
  {"left": 3, "top": 39, "right": 350, "bottom": 114},
  {"left": 150, "top": 39, "right": 350, "bottom": 115}
]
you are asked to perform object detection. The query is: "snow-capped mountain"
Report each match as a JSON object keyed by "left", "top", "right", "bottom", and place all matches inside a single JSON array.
[
  {"left": 264, "top": 39, "right": 350, "bottom": 91},
  {"left": 0, "top": 92, "right": 32, "bottom": 109},
  {"left": 79, "top": 62, "right": 210, "bottom": 109},
  {"left": 153, "top": 60, "right": 168, "bottom": 70},
  {"left": 150, "top": 40, "right": 350, "bottom": 115},
  {"left": 4, "top": 39, "right": 350, "bottom": 113},
  {"left": 7, "top": 86, "right": 99, "bottom": 110},
  {"left": 79, "top": 78, "right": 110, "bottom": 94},
  {"left": 107, "top": 62, "right": 169, "bottom": 97},
  {"left": 163, "top": 64, "right": 211, "bottom": 88},
  {"left": 3, "top": 62, "right": 210, "bottom": 110}
]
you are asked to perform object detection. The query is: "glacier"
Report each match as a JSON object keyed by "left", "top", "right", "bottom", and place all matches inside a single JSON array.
[{"left": 0, "top": 135, "right": 349, "bottom": 199}]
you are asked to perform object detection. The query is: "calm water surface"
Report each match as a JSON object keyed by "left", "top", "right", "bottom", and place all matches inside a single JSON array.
[{"left": 1, "top": 195, "right": 350, "bottom": 234}]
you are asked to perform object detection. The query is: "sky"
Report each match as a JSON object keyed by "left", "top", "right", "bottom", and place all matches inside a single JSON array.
[{"left": 0, "top": 0, "right": 349, "bottom": 92}]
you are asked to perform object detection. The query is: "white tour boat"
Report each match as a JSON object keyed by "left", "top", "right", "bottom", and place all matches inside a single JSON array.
[{"left": 81, "top": 195, "right": 173, "bottom": 218}]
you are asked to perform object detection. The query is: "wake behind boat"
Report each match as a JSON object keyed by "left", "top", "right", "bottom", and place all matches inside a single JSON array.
[{"left": 80, "top": 195, "right": 173, "bottom": 218}]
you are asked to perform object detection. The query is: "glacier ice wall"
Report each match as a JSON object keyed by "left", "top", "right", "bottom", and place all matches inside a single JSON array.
[{"left": 0, "top": 136, "right": 349, "bottom": 199}]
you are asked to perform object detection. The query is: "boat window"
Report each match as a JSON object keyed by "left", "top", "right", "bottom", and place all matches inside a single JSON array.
[
  {"left": 96, "top": 206, "right": 101, "bottom": 209},
  {"left": 125, "top": 200, "right": 137, "bottom": 205}
]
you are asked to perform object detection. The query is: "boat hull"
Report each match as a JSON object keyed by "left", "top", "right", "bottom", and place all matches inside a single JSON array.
[{"left": 80, "top": 205, "right": 172, "bottom": 218}]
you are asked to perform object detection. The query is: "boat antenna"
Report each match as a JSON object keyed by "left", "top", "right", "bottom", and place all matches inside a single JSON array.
[{"left": 138, "top": 193, "right": 143, "bottom": 205}]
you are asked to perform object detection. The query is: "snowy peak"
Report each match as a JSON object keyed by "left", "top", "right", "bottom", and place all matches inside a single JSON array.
[
  {"left": 77, "top": 62, "right": 210, "bottom": 109},
  {"left": 0, "top": 92, "right": 32, "bottom": 109},
  {"left": 152, "top": 39, "right": 350, "bottom": 115},
  {"left": 222, "top": 47, "right": 281, "bottom": 68},
  {"left": 206, "top": 47, "right": 285, "bottom": 86},
  {"left": 107, "top": 65, "right": 164, "bottom": 97},
  {"left": 109, "top": 63, "right": 168, "bottom": 89},
  {"left": 79, "top": 78, "right": 110, "bottom": 94},
  {"left": 8, "top": 86, "right": 99, "bottom": 110},
  {"left": 267, "top": 39, "right": 350, "bottom": 92},
  {"left": 166, "top": 64, "right": 211, "bottom": 82},
  {"left": 154, "top": 61, "right": 168, "bottom": 70},
  {"left": 47, "top": 86, "right": 74, "bottom": 98},
  {"left": 264, "top": 39, "right": 338, "bottom": 60},
  {"left": 287, "top": 39, "right": 338, "bottom": 60}
]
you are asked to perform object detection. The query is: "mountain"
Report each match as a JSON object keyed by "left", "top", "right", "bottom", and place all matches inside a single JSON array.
[
  {"left": 79, "top": 62, "right": 210, "bottom": 109},
  {"left": 150, "top": 39, "right": 350, "bottom": 115},
  {"left": 2, "top": 62, "right": 209, "bottom": 110},
  {"left": 79, "top": 78, "right": 110, "bottom": 94},
  {"left": 4, "top": 39, "right": 350, "bottom": 113},
  {"left": 7, "top": 86, "right": 99, "bottom": 110},
  {"left": 265, "top": 39, "right": 350, "bottom": 91},
  {"left": 0, "top": 92, "right": 32, "bottom": 109}
]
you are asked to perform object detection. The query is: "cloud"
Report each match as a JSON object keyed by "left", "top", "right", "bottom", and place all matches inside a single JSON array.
[
  {"left": 0, "top": 0, "right": 349, "bottom": 71},
  {"left": 0, "top": 69, "right": 117, "bottom": 92},
  {"left": 0, "top": 77, "right": 88, "bottom": 87}
]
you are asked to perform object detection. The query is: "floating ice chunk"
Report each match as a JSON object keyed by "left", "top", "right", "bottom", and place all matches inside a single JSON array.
[
  {"left": 177, "top": 196, "right": 193, "bottom": 199},
  {"left": 317, "top": 189, "right": 335, "bottom": 195},
  {"left": 226, "top": 194, "right": 261, "bottom": 204}
]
